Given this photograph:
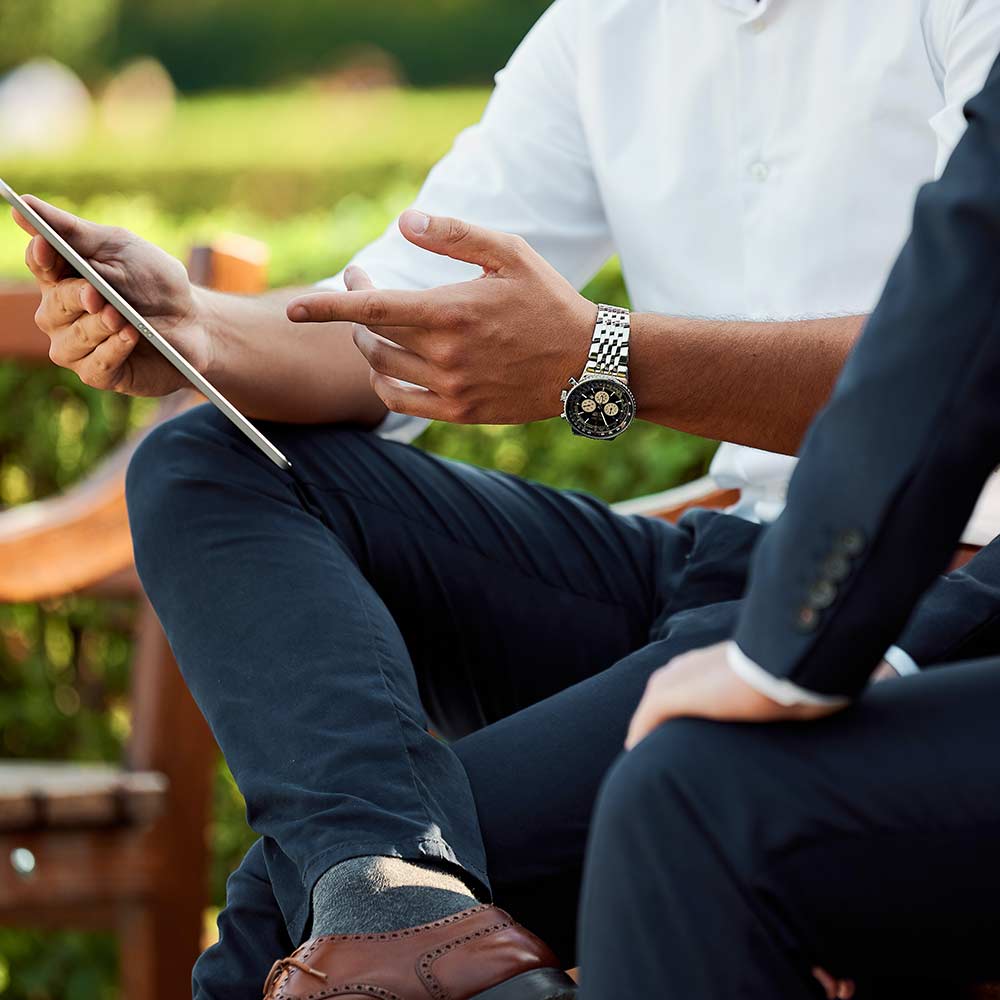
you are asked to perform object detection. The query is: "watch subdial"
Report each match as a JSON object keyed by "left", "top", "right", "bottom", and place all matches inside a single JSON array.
[
  {"left": 581, "top": 398, "right": 598, "bottom": 413},
  {"left": 603, "top": 402, "right": 619, "bottom": 417},
  {"left": 594, "top": 390, "right": 610, "bottom": 405}
]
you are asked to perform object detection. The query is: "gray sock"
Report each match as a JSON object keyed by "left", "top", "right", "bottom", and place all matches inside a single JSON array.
[{"left": 310, "top": 856, "right": 479, "bottom": 936}]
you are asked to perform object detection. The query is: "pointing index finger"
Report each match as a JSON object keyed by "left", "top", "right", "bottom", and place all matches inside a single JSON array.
[{"left": 287, "top": 289, "right": 438, "bottom": 328}]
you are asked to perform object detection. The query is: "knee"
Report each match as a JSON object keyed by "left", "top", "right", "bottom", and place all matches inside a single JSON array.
[
  {"left": 596, "top": 719, "right": 724, "bottom": 834},
  {"left": 126, "top": 405, "right": 238, "bottom": 553},
  {"left": 595, "top": 719, "right": 790, "bottom": 883}
]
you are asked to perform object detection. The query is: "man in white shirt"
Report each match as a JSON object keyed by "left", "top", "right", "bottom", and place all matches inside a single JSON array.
[{"left": 14, "top": 1, "right": 1000, "bottom": 996}]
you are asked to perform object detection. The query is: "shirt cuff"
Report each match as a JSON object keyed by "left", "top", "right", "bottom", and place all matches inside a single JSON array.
[
  {"left": 725, "top": 641, "right": 851, "bottom": 708},
  {"left": 882, "top": 644, "right": 920, "bottom": 677}
]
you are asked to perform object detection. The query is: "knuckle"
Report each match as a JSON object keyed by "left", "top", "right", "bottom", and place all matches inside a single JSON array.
[
  {"left": 34, "top": 303, "right": 53, "bottom": 332},
  {"left": 361, "top": 298, "right": 388, "bottom": 327},
  {"left": 449, "top": 398, "right": 475, "bottom": 423},
  {"left": 366, "top": 342, "right": 389, "bottom": 373},
  {"left": 439, "top": 373, "right": 466, "bottom": 399},
  {"left": 432, "top": 341, "right": 459, "bottom": 370},
  {"left": 446, "top": 217, "right": 472, "bottom": 245},
  {"left": 507, "top": 234, "right": 530, "bottom": 257},
  {"left": 69, "top": 316, "right": 96, "bottom": 347}
]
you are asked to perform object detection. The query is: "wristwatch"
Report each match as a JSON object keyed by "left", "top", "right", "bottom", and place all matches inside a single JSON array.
[{"left": 560, "top": 303, "right": 636, "bottom": 440}]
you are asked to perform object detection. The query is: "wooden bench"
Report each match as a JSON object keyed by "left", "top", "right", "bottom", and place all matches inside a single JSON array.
[{"left": 0, "top": 238, "right": 267, "bottom": 1000}]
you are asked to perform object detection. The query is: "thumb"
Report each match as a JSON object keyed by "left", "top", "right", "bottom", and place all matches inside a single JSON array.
[
  {"left": 21, "top": 195, "right": 115, "bottom": 258},
  {"left": 398, "top": 209, "right": 527, "bottom": 274}
]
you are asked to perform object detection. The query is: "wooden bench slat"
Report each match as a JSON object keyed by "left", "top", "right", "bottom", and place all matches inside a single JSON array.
[
  {"left": 0, "top": 282, "right": 46, "bottom": 362},
  {"left": 0, "top": 763, "right": 168, "bottom": 832}
]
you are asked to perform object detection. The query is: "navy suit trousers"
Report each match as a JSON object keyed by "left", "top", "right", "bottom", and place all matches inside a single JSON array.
[
  {"left": 125, "top": 405, "right": 760, "bottom": 999},
  {"left": 579, "top": 660, "right": 1000, "bottom": 998}
]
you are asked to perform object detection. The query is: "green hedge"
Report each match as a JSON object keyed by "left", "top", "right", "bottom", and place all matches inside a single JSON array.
[
  {"left": 112, "top": 2, "right": 553, "bottom": 91},
  {"left": 0, "top": 1, "right": 552, "bottom": 91}
]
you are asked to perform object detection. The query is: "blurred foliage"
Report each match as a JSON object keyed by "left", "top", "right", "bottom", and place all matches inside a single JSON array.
[
  {"left": 112, "top": 2, "right": 552, "bottom": 92},
  {"left": 0, "top": 0, "right": 551, "bottom": 92},
  {"left": 0, "top": 0, "right": 120, "bottom": 79},
  {"left": 0, "top": 931, "right": 117, "bottom": 1000},
  {"left": 0, "top": 85, "right": 716, "bottom": 998}
]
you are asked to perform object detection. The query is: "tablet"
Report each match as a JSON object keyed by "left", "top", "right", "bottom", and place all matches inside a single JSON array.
[{"left": 0, "top": 178, "right": 292, "bottom": 471}]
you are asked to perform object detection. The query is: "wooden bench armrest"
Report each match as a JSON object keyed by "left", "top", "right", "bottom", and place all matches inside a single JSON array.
[
  {"left": 0, "top": 391, "right": 200, "bottom": 602},
  {"left": 614, "top": 475, "right": 985, "bottom": 572},
  {"left": 0, "top": 282, "right": 46, "bottom": 362},
  {"left": 612, "top": 476, "right": 740, "bottom": 522}
]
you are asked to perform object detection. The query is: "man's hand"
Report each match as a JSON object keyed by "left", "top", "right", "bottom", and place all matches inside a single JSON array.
[
  {"left": 15, "top": 196, "right": 210, "bottom": 396},
  {"left": 812, "top": 967, "right": 856, "bottom": 999},
  {"left": 286, "top": 210, "right": 596, "bottom": 424},
  {"left": 625, "top": 642, "right": 844, "bottom": 751},
  {"left": 872, "top": 659, "right": 900, "bottom": 682}
]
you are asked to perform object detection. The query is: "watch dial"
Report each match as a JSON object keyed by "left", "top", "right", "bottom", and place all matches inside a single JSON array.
[{"left": 565, "top": 377, "right": 635, "bottom": 439}]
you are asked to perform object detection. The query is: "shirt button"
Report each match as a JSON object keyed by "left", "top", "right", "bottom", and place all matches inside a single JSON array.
[
  {"left": 751, "top": 17, "right": 767, "bottom": 33},
  {"left": 750, "top": 161, "right": 770, "bottom": 182}
]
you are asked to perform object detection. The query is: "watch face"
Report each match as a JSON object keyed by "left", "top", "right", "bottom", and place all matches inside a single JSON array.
[{"left": 564, "top": 377, "right": 636, "bottom": 439}]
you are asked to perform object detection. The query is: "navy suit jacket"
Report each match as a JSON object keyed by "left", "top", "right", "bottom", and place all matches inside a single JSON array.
[{"left": 733, "top": 51, "right": 1000, "bottom": 698}]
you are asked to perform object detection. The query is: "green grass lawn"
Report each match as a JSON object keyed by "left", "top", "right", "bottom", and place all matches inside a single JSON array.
[{"left": 0, "top": 84, "right": 717, "bottom": 1000}]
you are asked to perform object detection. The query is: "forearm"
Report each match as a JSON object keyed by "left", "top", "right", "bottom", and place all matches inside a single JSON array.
[
  {"left": 196, "top": 286, "right": 388, "bottom": 426},
  {"left": 629, "top": 313, "right": 865, "bottom": 455}
]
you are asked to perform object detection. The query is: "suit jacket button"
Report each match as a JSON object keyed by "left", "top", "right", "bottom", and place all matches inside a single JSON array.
[
  {"left": 796, "top": 606, "right": 820, "bottom": 631},
  {"left": 808, "top": 580, "right": 837, "bottom": 609},
  {"left": 836, "top": 529, "right": 866, "bottom": 557},
  {"left": 822, "top": 554, "right": 850, "bottom": 582}
]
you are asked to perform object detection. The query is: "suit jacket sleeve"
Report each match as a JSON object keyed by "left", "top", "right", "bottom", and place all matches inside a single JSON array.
[
  {"left": 893, "top": 534, "right": 1000, "bottom": 668},
  {"left": 732, "top": 51, "right": 1000, "bottom": 698}
]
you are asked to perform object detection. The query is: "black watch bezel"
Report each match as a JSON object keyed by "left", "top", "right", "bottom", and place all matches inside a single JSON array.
[{"left": 563, "top": 375, "right": 636, "bottom": 440}]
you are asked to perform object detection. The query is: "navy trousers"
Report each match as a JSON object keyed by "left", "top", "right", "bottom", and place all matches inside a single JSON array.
[
  {"left": 579, "top": 660, "right": 1000, "bottom": 999},
  {"left": 125, "top": 405, "right": 760, "bottom": 999}
]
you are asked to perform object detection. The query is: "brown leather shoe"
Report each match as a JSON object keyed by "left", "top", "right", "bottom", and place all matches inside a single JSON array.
[{"left": 261, "top": 904, "right": 576, "bottom": 1000}]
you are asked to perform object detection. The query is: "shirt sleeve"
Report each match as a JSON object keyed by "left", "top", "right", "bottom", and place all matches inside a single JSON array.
[
  {"left": 927, "top": 0, "right": 1000, "bottom": 174},
  {"left": 883, "top": 645, "right": 921, "bottom": 677},
  {"left": 316, "top": 0, "right": 613, "bottom": 444},
  {"left": 725, "top": 642, "right": 851, "bottom": 708}
]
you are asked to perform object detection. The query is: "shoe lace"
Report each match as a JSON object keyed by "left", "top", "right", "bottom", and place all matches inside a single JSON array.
[{"left": 262, "top": 956, "right": 329, "bottom": 997}]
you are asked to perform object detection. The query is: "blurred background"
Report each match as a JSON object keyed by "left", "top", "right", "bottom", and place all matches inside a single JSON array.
[{"left": 0, "top": 2, "right": 717, "bottom": 997}]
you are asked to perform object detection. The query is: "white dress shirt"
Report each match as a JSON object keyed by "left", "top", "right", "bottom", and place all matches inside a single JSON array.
[{"left": 320, "top": 0, "right": 1000, "bottom": 699}]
